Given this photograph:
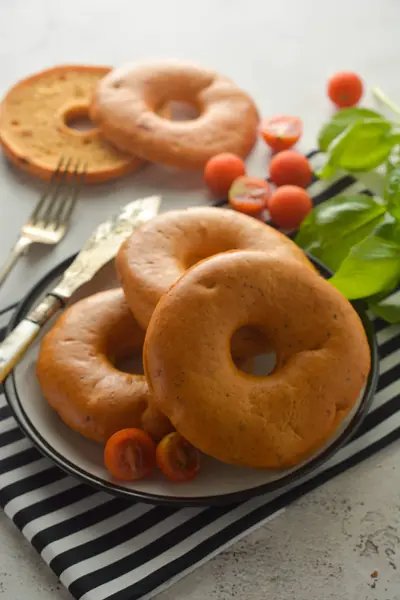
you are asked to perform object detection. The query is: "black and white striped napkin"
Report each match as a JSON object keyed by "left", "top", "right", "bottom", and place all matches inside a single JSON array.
[{"left": 0, "top": 153, "right": 399, "bottom": 600}]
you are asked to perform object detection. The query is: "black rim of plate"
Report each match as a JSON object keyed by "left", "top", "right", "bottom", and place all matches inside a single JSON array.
[{"left": 4, "top": 252, "right": 379, "bottom": 507}]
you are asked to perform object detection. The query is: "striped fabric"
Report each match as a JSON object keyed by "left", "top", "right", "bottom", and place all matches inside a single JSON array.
[{"left": 0, "top": 155, "right": 399, "bottom": 600}]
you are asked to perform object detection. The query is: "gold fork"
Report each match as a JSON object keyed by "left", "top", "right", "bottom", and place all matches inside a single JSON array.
[{"left": 0, "top": 158, "right": 85, "bottom": 288}]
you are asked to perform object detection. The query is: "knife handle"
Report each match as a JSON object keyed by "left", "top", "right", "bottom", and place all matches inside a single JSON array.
[{"left": 0, "top": 294, "right": 63, "bottom": 384}]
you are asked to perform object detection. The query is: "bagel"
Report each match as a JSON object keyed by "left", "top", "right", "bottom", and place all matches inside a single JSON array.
[
  {"left": 0, "top": 65, "right": 143, "bottom": 183},
  {"left": 143, "top": 250, "right": 371, "bottom": 469},
  {"left": 36, "top": 289, "right": 172, "bottom": 443},
  {"left": 90, "top": 60, "right": 260, "bottom": 168},
  {"left": 115, "top": 206, "right": 314, "bottom": 332}
]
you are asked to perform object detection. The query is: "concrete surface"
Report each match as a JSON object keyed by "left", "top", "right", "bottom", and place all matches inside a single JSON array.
[{"left": 0, "top": 0, "right": 399, "bottom": 598}]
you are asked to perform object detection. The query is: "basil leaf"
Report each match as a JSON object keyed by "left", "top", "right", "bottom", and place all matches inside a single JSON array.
[
  {"left": 295, "top": 194, "right": 387, "bottom": 270},
  {"left": 369, "top": 289, "right": 400, "bottom": 324},
  {"left": 330, "top": 215, "right": 400, "bottom": 299},
  {"left": 386, "top": 144, "right": 400, "bottom": 172},
  {"left": 331, "top": 119, "right": 394, "bottom": 172},
  {"left": 318, "top": 107, "right": 386, "bottom": 152},
  {"left": 316, "top": 159, "right": 340, "bottom": 180},
  {"left": 374, "top": 212, "right": 400, "bottom": 242},
  {"left": 384, "top": 164, "right": 400, "bottom": 219},
  {"left": 317, "top": 119, "right": 396, "bottom": 179}
]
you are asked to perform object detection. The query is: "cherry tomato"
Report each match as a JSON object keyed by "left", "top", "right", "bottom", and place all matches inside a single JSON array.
[
  {"left": 268, "top": 185, "right": 313, "bottom": 230},
  {"left": 204, "top": 153, "right": 246, "bottom": 197},
  {"left": 327, "top": 72, "right": 363, "bottom": 108},
  {"left": 269, "top": 150, "right": 312, "bottom": 188},
  {"left": 228, "top": 176, "right": 271, "bottom": 216},
  {"left": 260, "top": 115, "right": 302, "bottom": 152},
  {"left": 104, "top": 428, "right": 156, "bottom": 481},
  {"left": 156, "top": 432, "right": 201, "bottom": 482}
]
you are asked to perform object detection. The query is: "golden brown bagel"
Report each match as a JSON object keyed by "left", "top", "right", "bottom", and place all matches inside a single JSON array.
[
  {"left": 144, "top": 251, "right": 371, "bottom": 469},
  {"left": 36, "top": 289, "right": 172, "bottom": 443},
  {"left": 116, "top": 206, "right": 314, "bottom": 331},
  {"left": 0, "top": 65, "right": 144, "bottom": 183},
  {"left": 90, "top": 60, "right": 260, "bottom": 168}
]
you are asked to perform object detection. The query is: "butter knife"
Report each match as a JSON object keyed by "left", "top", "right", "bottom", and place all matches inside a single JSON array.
[{"left": 0, "top": 195, "right": 161, "bottom": 383}]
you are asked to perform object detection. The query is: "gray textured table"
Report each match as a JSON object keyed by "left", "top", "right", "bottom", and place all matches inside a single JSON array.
[{"left": 0, "top": 1, "right": 399, "bottom": 598}]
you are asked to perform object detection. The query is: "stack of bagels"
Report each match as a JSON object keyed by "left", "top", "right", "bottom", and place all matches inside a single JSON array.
[
  {"left": 37, "top": 206, "right": 371, "bottom": 470},
  {"left": 0, "top": 60, "right": 260, "bottom": 183}
]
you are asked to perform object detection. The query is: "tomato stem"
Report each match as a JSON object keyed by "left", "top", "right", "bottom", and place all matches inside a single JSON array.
[{"left": 372, "top": 86, "right": 400, "bottom": 119}]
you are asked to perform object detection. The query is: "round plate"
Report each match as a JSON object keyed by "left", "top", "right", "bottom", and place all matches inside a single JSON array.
[{"left": 4, "top": 253, "right": 379, "bottom": 506}]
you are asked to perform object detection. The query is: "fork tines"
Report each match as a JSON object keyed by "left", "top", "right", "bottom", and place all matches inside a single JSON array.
[{"left": 30, "top": 157, "right": 86, "bottom": 228}]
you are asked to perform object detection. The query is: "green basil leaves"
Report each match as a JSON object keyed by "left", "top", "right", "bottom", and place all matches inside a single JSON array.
[
  {"left": 296, "top": 104, "right": 400, "bottom": 323},
  {"left": 329, "top": 215, "right": 400, "bottom": 300},
  {"left": 318, "top": 107, "right": 384, "bottom": 152},
  {"left": 318, "top": 119, "right": 399, "bottom": 178},
  {"left": 317, "top": 106, "right": 400, "bottom": 179},
  {"left": 295, "top": 194, "right": 387, "bottom": 271},
  {"left": 385, "top": 165, "right": 400, "bottom": 219}
]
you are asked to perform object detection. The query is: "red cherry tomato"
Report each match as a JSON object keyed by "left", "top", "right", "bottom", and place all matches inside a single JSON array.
[
  {"left": 269, "top": 150, "right": 313, "bottom": 188},
  {"left": 268, "top": 185, "right": 313, "bottom": 230},
  {"left": 228, "top": 176, "right": 271, "bottom": 216},
  {"left": 260, "top": 116, "right": 303, "bottom": 152},
  {"left": 327, "top": 72, "right": 363, "bottom": 108},
  {"left": 156, "top": 432, "right": 201, "bottom": 482},
  {"left": 104, "top": 428, "right": 156, "bottom": 481},
  {"left": 204, "top": 153, "right": 246, "bottom": 197}
]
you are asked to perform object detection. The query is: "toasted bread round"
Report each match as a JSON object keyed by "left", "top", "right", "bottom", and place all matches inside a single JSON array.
[{"left": 0, "top": 65, "right": 143, "bottom": 183}]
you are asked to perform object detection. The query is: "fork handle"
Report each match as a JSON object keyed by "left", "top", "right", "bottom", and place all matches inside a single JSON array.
[
  {"left": 0, "top": 237, "right": 32, "bottom": 288},
  {"left": 0, "top": 294, "right": 63, "bottom": 383}
]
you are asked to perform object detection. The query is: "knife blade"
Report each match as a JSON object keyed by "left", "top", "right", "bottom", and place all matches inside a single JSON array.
[{"left": 0, "top": 195, "right": 161, "bottom": 383}]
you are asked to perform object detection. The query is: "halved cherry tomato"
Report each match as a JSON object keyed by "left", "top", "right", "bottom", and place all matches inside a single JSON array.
[
  {"left": 104, "top": 428, "right": 156, "bottom": 481},
  {"left": 228, "top": 176, "right": 271, "bottom": 216},
  {"left": 156, "top": 432, "right": 201, "bottom": 482},
  {"left": 260, "top": 115, "right": 303, "bottom": 152}
]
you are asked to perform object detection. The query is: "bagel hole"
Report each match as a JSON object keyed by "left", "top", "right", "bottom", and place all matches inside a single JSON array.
[
  {"left": 116, "top": 354, "right": 145, "bottom": 375},
  {"left": 63, "top": 107, "right": 95, "bottom": 132},
  {"left": 231, "top": 326, "right": 276, "bottom": 377},
  {"left": 168, "top": 101, "right": 200, "bottom": 121},
  {"left": 251, "top": 351, "right": 277, "bottom": 377}
]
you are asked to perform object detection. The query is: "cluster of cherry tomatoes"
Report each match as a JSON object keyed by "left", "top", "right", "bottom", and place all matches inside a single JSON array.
[
  {"left": 204, "top": 146, "right": 313, "bottom": 230},
  {"left": 204, "top": 71, "right": 364, "bottom": 230},
  {"left": 104, "top": 428, "right": 201, "bottom": 483}
]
